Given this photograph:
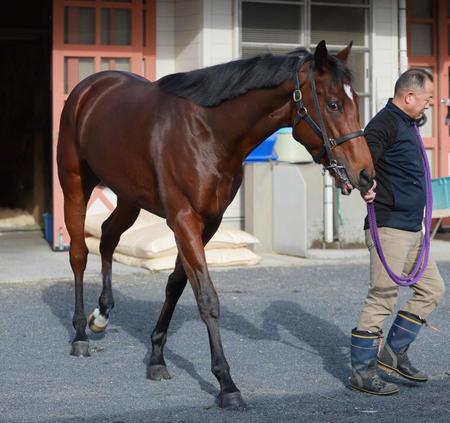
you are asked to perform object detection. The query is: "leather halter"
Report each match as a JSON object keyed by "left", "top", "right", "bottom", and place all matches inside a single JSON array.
[{"left": 291, "top": 57, "right": 364, "bottom": 185}]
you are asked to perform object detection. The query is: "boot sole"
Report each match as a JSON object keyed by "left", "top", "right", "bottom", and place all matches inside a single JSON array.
[
  {"left": 349, "top": 383, "right": 399, "bottom": 396},
  {"left": 377, "top": 360, "right": 428, "bottom": 382}
]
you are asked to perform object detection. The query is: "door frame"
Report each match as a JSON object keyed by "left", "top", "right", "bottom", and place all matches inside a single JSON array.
[
  {"left": 51, "top": 0, "right": 156, "bottom": 249},
  {"left": 406, "top": 0, "right": 439, "bottom": 176},
  {"left": 438, "top": 0, "right": 450, "bottom": 177}
]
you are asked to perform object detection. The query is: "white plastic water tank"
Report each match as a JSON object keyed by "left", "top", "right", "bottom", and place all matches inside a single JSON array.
[{"left": 274, "top": 128, "right": 313, "bottom": 163}]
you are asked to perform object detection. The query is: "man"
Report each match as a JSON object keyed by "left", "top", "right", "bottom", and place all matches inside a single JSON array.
[{"left": 349, "top": 68, "right": 445, "bottom": 395}]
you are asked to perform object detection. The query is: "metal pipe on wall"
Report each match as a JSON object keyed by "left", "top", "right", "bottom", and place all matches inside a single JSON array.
[
  {"left": 398, "top": 0, "right": 408, "bottom": 74},
  {"left": 323, "top": 171, "right": 334, "bottom": 243}
]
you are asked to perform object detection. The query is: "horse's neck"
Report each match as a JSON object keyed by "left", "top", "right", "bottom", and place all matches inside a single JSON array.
[{"left": 214, "top": 81, "right": 293, "bottom": 155}]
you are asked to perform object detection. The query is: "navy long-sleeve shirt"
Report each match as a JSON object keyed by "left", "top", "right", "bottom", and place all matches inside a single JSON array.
[{"left": 363, "top": 99, "right": 426, "bottom": 232}]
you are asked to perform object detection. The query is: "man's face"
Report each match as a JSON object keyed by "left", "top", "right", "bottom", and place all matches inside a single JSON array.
[{"left": 406, "top": 79, "right": 434, "bottom": 119}]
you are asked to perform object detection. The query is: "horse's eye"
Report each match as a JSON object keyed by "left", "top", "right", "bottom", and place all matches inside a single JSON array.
[{"left": 327, "top": 101, "right": 340, "bottom": 112}]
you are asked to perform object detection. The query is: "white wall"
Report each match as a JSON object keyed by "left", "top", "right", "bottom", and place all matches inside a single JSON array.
[
  {"left": 202, "top": 0, "right": 234, "bottom": 66},
  {"left": 174, "top": 0, "right": 203, "bottom": 71},
  {"left": 156, "top": 0, "right": 204, "bottom": 77},
  {"left": 156, "top": 0, "right": 235, "bottom": 78},
  {"left": 371, "top": 0, "right": 399, "bottom": 113},
  {"left": 156, "top": 0, "right": 175, "bottom": 78}
]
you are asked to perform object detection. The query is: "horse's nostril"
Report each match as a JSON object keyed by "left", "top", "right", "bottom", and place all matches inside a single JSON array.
[{"left": 360, "top": 169, "right": 371, "bottom": 187}]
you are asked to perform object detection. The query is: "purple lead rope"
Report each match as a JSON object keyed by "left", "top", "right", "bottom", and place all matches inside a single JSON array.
[{"left": 367, "top": 124, "right": 432, "bottom": 286}]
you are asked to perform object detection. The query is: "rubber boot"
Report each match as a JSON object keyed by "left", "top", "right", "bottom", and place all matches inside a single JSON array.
[
  {"left": 349, "top": 328, "right": 399, "bottom": 395},
  {"left": 377, "top": 311, "right": 428, "bottom": 382}
]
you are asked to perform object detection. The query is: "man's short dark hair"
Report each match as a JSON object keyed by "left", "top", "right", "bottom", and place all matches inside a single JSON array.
[{"left": 394, "top": 68, "right": 433, "bottom": 95}]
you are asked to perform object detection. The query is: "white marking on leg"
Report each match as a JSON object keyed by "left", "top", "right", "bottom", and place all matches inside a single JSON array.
[
  {"left": 92, "top": 308, "right": 109, "bottom": 328},
  {"left": 344, "top": 84, "right": 353, "bottom": 101}
]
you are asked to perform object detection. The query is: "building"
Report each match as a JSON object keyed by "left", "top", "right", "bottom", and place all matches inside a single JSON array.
[{"left": 1, "top": 0, "right": 448, "bottom": 252}]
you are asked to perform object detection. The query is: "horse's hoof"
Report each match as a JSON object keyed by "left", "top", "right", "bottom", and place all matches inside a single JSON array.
[
  {"left": 88, "top": 308, "right": 109, "bottom": 333},
  {"left": 218, "top": 391, "right": 246, "bottom": 410},
  {"left": 70, "top": 341, "right": 90, "bottom": 357},
  {"left": 147, "top": 365, "right": 171, "bottom": 381}
]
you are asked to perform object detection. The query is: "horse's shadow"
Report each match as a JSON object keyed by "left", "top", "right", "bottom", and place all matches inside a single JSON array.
[{"left": 43, "top": 279, "right": 351, "bottom": 397}]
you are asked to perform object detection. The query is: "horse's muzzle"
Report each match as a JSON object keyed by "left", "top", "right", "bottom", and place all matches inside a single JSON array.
[
  {"left": 358, "top": 169, "right": 374, "bottom": 194},
  {"left": 332, "top": 167, "right": 374, "bottom": 196}
]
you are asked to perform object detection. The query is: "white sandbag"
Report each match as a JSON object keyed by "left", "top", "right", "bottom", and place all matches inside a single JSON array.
[
  {"left": 85, "top": 236, "right": 145, "bottom": 268},
  {"left": 85, "top": 211, "right": 259, "bottom": 259},
  {"left": 85, "top": 237, "right": 261, "bottom": 271},
  {"left": 84, "top": 210, "right": 164, "bottom": 238},
  {"left": 141, "top": 248, "right": 261, "bottom": 271}
]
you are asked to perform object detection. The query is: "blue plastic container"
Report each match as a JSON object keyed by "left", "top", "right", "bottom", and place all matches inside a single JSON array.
[
  {"left": 277, "top": 128, "right": 292, "bottom": 135},
  {"left": 432, "top": 177, "right": 450, "bottom": 210},
  {"left": 245, "top": 133, "right": 278, "bottom": 162},
  {"left": 43, "top": 213, "right": 53, "bottom": 244}
]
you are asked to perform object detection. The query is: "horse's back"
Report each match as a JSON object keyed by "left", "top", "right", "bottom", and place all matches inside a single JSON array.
[
  {"left": 63, "top": 71, "right": 151, "bottom": 127},
  {"left": 59, "top": 70, "right": 152, "bottom": 147}
]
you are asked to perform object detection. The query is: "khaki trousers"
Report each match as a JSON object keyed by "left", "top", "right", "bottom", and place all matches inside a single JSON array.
[{"left": 357, "top": 227, "right": 445, "bottom": 333}]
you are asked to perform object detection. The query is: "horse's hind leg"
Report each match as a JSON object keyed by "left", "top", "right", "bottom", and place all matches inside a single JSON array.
[
  {"left": 59, "top": 162, "right": 98, "bottom": 357},
  {"left": 88, "top": 200, "right": 140, "bottom": 333},
  {"left": 148, "top": 217, "right": 221, "bottom": 381}
]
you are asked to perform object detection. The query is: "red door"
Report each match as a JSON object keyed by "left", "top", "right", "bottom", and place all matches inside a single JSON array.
[{"left": 51, "top": 0, "right": 155, "bottom": 249}]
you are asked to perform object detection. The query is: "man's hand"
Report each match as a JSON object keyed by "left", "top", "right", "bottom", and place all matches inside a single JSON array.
[{"left": 362, "top": 180, "right": 377, "bottom": 203}]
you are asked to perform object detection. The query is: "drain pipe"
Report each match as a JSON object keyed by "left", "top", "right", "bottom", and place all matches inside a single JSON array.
[
  {"left": 323, "top": 171, "right": 334, "bottom": 243},
  {"left": 398, "top": 0, "right": 408, "bottom": 74}
]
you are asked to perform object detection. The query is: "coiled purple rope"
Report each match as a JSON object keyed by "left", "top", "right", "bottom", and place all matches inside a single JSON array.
[{"left": 367, "top": 124, "right": 432, "bottom": 286}]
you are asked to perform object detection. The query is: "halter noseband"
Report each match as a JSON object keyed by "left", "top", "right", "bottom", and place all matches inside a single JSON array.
[{"left": 292, "top": 57, "right": 364, "bottom": 185}]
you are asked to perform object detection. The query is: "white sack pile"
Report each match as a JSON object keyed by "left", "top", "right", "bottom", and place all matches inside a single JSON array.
[{"left": 85, "top": 210, "right": 261, "bottom": 271}]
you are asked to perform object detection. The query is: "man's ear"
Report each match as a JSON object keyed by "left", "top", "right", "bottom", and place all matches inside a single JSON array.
[{"left": 404, "top": 91, "right": 414, "bottom": 104}]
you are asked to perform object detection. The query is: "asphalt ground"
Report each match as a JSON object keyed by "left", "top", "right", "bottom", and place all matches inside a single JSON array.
[{"left": 1, "top": 231, "right": 450, "bottom": 422}]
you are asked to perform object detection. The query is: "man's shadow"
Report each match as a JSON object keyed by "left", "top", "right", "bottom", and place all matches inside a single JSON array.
[{"left": 259, "top": 300, "right": 350, "bottom": 381}]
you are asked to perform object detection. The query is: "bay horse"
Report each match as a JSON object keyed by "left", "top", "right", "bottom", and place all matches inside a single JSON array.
[{"left": 57, "top": 40, "right": 374, "bottom": 409}]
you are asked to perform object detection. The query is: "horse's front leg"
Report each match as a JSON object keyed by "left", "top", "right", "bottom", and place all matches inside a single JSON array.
[
  {"left": 148, "top": 217, "right": 222, "bottom": 381},
  {"left": 170, "top": 210, "right": 246, "bottom": 409}
]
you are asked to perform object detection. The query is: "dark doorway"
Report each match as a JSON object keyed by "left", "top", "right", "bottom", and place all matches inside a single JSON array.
[{"left": 0, "top": 1, "right": 52, "bottom": 229}]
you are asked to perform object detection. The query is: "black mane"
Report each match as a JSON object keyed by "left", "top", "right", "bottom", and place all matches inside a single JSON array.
[{"left": 158, "top": 50, "right": 352, "bottom": 107}]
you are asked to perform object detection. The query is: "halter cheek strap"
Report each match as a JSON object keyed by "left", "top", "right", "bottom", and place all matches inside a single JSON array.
[
  {"left": 311, "top": 130, "right": 367, "bottom": 163},
  {"left": 291, "top": 57, "right": 364, "bottom": 169}
]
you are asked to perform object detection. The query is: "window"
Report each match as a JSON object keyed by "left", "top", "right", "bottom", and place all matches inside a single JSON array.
[{"left": 240, "top": 0, "right": 371, "bottom": 125}]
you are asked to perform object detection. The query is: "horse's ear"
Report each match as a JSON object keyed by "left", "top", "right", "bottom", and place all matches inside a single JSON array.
[
  {"left": 314, "top": 40, "right": 328, "bottom": 71},
  {"left": 336, "top": 41, "right": 353, "bottom": 64}
]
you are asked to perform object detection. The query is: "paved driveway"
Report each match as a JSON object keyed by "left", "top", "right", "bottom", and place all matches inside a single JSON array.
[{"left": 1, "top": 259, "right": 450, "bottom": 422}]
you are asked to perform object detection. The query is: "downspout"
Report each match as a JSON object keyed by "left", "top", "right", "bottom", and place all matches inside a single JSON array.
[
  {"left": 323, "top": 171, "right": 334, "bottom": 243},
  {"left": 398, "top": 0, "right": 408, "bottom": 74}
]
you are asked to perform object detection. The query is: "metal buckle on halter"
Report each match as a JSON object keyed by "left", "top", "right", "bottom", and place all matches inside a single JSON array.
[
  {"left": 325, "top": 161, "right": 351, "bottom": 185},
  {"left": 293, "top": 89, "right": 302, "bottom": 102},
  {"left": 329, "top": 138, "right": 337, "bottom": 148},
  {"left": 297, "top": 106, "right": 307, "bottom": 117}
]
